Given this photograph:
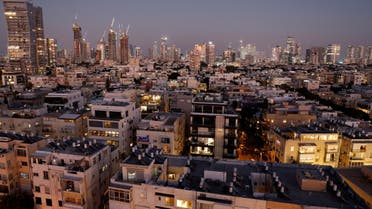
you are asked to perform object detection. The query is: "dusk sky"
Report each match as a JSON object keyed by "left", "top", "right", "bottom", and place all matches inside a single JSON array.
[{"left": 1, "top": 0, "right": 372, "bottom": 56}]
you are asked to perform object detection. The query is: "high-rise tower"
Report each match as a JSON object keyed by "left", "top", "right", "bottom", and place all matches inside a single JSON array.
[
  {"left": 107, "top": 18, "right": 117, "bottom": 61},
  {"left": 72, "top": 17, "right": 83, "bottom": 64},
  {"left": 160, "top": 36, "right": 168, "bottom": 62},
  {"left": 4, "top": 1, "right": 45, "bottom": 74},
  {"left": 119, "top": 26, "right": 129, "bottom": 64},
  {"left": 206, "top": 41, "right": 215, "bottom": 66},
  {"left": 325, "top": 44, "right": 341, "bottom": 64}
]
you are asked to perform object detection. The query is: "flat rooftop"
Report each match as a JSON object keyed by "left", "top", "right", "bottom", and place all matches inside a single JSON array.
[
  {"left": 0, "top": 131, "right": 44, "bottom": 144},
  {"left": 114, "top": 154, "right": 367, "bottom": 209},
  {"left": 39, "top": 138, "right": 107, "bottom": 156}
]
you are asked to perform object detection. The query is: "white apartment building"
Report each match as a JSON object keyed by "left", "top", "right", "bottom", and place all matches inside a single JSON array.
[
  {"left": 88, "top": 98, "right": 141, "bottom": 154},
  {"left": 137, "top": 112, "right": 185, "bottom": 155},
  {"left": 31, "top": 138, "right": 115, "bottom": 209}
]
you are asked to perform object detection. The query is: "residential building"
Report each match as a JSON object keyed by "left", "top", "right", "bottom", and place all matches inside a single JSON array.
[
  {"left": 268, "top": 125, "right": 340, "bottom": 167},
  {"left": 190, "top": 93, "right": 238, "bottom": 159},
  {"left": 42, "top": 111, "right": 89, "bottom": 139},
  {"left": 31, "top": 138, "right": 115, "bottom": 209},
  {"left": 88, "top": 98, "right": 141, "bottom": 154},
  {"left": 339, "top": 131, "right": 372, "bottom": 168},
  {"left": 0, "top": 132, "right": 47, "bottom": 194},
  {"left": 44, "top": 90, "right": 85, "bottom": 113},
  {"left": 136, "top": 112, "right": 186, "bottom": 155},
  {"left": 108, "top": 148, "right": 368, "bottom": 209}
]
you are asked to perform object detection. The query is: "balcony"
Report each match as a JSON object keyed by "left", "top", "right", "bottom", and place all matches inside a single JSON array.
[
  {"left": 63, "top": 191, "right": 84, "bottom": 207},
  {"left": 191, "top": 131, "right": 215, "bottom": 137}
]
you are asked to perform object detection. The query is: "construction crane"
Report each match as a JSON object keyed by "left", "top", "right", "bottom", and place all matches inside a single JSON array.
[{"left": 125, "top": 24, "right": 130, "bottom": 36}]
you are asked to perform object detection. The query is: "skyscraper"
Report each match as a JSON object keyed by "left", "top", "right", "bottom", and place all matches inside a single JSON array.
[
  {"left": 285, "top": 36, "right": 301, "bottom": 64},
  {"left": 272, "top": 46, "right": 281, "bottom": 62},
  {"left": 119, "top": 33, "right": 129, "bottom": 64},
  {"left": 160, "top": 36, "right": 168, "bottom": 62},
  {"left": 305, "top": 47, "right": 325, "bottom": 65},
  {"left": 96, "top": 35, "right": 106, "bottom": 63},
  {"left": 206, "top": 41, "right": 215, "bottom": 66},
  {"left": 4, "top": 1, "right": 45, "bottom": 74},
  {"left": 45, "top": 38, "right": 57, "bottom": 67},
  {"left": 152, "top": 41, "right": 158, "bottom": 60},
  {"left": 108, "top": 28, "right": 117, "bottom": 61},
  {"left": 325, "top": 44, "right": 341, "bottom": 64},
  {"left": 72, "top": 18, "right": 83, "bottom": 64}
]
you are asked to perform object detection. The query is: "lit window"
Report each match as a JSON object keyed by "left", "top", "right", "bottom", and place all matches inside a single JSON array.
[
  {"left": 168, "top": 173, "right": 176, "bottom": 180},
  {"left": 176, "top": 199, "right": 192, "bottom": 209},
  {"left": 128, "top": 172, "right": 136, "bottom": 181}
]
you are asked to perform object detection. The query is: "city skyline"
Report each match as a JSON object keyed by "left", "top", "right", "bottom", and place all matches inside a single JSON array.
[{"left": 1, "top": 0, "right": 372, "bottom": 57}]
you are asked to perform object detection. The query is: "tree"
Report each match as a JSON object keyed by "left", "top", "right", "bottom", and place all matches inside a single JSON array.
[
  {"left": 168, "top": 72, "right": 180, "bottom": 80},
  {"left": 0, "top": 191, "right": 34, "bottom": 209}
]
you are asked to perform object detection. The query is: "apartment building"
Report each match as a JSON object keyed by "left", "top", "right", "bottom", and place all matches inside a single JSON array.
[
  {"left": 31, "top": 138, "right": 116, "bottom": 209},
  {"left": 268, "top": 125, "right": 341, "bottom": 167},
  {"left": 264, "top": 102, "right": 317, "bottom": 128},
  {"left": 108, "top": 147, "right": 368, "bottom": 209},
  {"left": 44, "top": 90, "right": 85, "bottom": 112},
  {"left": 339, "top": 131, "right": 372, "bottom": 168},
  {"left": 0, "top": 132, "right": 47, "bottom": 194},
  {"left": 88, "top": 98, "right": 141, "bottom": 154},
  {"left": 189, "top": 93, "right": 238, "bottom": 159},
  {"left": 137, "top": 112, "right": 185, "bottom": 155},
  {"left": 42, "top": 111, "right": 89, "bottom": 139}
]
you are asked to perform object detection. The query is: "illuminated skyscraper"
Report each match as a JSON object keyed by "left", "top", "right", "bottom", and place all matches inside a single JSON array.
[
  {"left": 285, "top": 36, "right": 301, "bottom": 64},
  {"left": 96, "top": 35, "right": 106, "bottom": 63},
  {"left": 120, "top": 34, "right": 129, "bottom": 64},
  {"left": 72, "top": 18, "right": 83, "bottom": 64},
  {"left": 325, "top": 44, "right": 341, "bottom": 64},
  {"left": 206, "top": 41, "right": 215, "bottom": 65},
  {"left": 45, "top": 38, "right": 57, "bottom": 67},
  {"left": 190, "top": 44, "right": 201, "bottom": 70},
  {"left": 4, "top": 1, "right": 45, "bottom": 74},
  {"left": 272, "top": 46, "right": 281, "bottom": 62},
  {"left": 160, "top": 36, "right": 168, "bottom": 62},
  {"left": 134, "top": 47, "right": 142, "bottom": 58}
]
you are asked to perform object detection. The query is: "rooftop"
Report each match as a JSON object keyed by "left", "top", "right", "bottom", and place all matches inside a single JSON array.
[
  {"left": 0, "top": 131, "right": 44, "bottom": 144},
  {"left": 113, "top": 154, "right": 368, "bottom": 209},
  {"left": 39, "top": 138, "right": 107, "bottom": 156}
]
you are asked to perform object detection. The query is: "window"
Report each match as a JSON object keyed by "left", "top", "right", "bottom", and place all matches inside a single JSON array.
[
  {"left": 33, "top": 172, "right": 39, "bottom": 177},
  {"left": 46, "top": 198, "right": 52, "bottom": 206},
  {"left": 109, "top": 189, "right": 131, "bottom": 202},
  {"left": 177, "top": 200, "right": 192, "bottom": 209},
  {"left": 0, "top": 163, "right": 5, "bottom": 169},
  {"left": 45, "top": 186, "right": 50, "bottom": 194},
  {"left": 58, "top": 201, "right": 63, "bottom": 207},
  {"left": 35, "top": 186, "right": 40, "bottom": 192},
  {"left": 21, "top": 161, "right": 28, "bottom": 166},
  {"left": 43, "top": 171, "right": 49, "bottom": 180},
  {"left": 161, "top": 138, "right": 170, "bottom": 144},
  {"left": 128, "top": 172, "right": 136, "bottom": 181},
  {"left": 16, "top": 149, "right": 27, "bottom": 156},
  {"left": 19, "top": 172, "right": 29, "bottom": 179},
  {"left": 35, "top": 197, "right": 42, "bottom": 205},
  {"left": 168, "top": 173, "right": 176, "bottom": 180}
]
